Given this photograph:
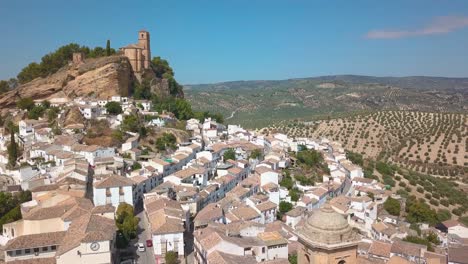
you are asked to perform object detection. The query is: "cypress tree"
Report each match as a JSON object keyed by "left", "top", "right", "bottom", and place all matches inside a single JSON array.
[
  {"left": 7, "top": 132, "right": 17, "bottom": 168},
  {"left": 106, "top": 40, "right": 111, "bottom": 56}
]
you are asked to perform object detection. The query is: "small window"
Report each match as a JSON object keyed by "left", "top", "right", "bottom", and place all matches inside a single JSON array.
[
  {"left": 25, "top": 249, "right": 30, "bottom": 254},
  {"left": 42, "top": 246, "right": 48, "bottom": 251},
  {"left": 51, "top": 245, "right": 57, "bottom": 250},
  {"left": 34, "top": 248, "right": 39, "bottom": 253},
  {"left": 15, "top": 249, "right": 22, "bottom": 255}
]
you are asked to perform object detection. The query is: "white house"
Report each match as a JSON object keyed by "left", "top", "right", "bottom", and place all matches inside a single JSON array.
[{"left": 93, "top": 174, "right": 135, "bottom": 207}]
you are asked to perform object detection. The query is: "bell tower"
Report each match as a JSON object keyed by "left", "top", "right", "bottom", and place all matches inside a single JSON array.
[{"left": 138, "top": 30, "right": 151, "bottom": 69}]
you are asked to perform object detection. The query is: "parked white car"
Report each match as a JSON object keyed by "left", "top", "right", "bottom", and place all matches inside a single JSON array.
[{"left": 137, "top": 243, "right": 145, "bottom": 252}]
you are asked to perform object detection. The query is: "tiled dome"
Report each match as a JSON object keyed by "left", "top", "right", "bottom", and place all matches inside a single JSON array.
[{"left": 295, "top": 202, "right": 359, "bottom": 249}]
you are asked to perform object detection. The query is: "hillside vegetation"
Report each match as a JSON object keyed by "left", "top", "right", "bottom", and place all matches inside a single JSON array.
[
  {"left": 185, "top": 76, "right": 468, "bottom": 128},
  {"left": 268, "top": 111, "right": 467, "bottom": 180}
]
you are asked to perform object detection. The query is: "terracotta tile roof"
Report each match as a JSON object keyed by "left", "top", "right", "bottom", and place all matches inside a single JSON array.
[
  {"left": 391, "top": 240, "right": 426, "bottom": 257},
  {"left": 207, "top": 250, "right": 257, "bottom": 264},
  {"left": 231, "top": 206, "right": 260, "bottom": 221},
  {"left": 257, "top": 231, "right": 288, "bottom": 246},
  {"left": 130, "top": 175, "right": 147, "bottom": 184},
  {"left": 358, "top": 241, "right": 372, "bottom": 253},
  {"left": 424, "top": 251, "right": 446, "bottom": 264},
  {"left": 91, "top": 204, "right": 115, "bottom": 214},
  {"left": 30, "top": 184, "right": 59, "bottom": 193},
  {"left": 368, "top": 240, "right": 392, "bottom": 258},
  {"left": 151, "top": 158, "right": 170, "bottom": 166},
  {"left": 148, "top": 209, "right": 185, "bottom": 235},
  {"left": 57, "top": 214, "right": 116, "bottom": 255},
  {"left": 7, "top": 258, "right": 57, "bottom": 264},
  {"left": 23, "top": 197, "right": 93, "bottom": 221},
  {"left": 310, "top": 187, "right": 328, "bottom": 197},
  {"left": 145, "top": 197, "right": 181, "bottom": 212},
  {"left": 353, "top": 177, "right": 374, "bottom": 184},
  {"left": 387, "top": 256, "right": 413, "bottom": 264},
  {"left": 227, "top": 185, "right": 249, "bottom": 198},
  {"left": 255, "top": 201, "right": 277, "bottom": 212},
  {"left": 255, "top": 166, "right": 276, "bottom": 175},
  {"left": 214, "top": 174, "right": 236, "bottom": 185},
  {"left": 285, "top": 206, "right": 306, "bottom": 217},
  {"left": 448, "top": 246, "right": 468, "bottom": 264},
  {"left": 93, "top": 174, "right": 135, "bottom": 188},
  {"left": 173, "top": 167, "right": 206, "bottom": 179},
  {"left": 5, "top": 231, "right": 66, "bottom": 251},
  {"left": 372, "top": 222, "right": 389, "bottom": 233},
  {"left": 211, "top": 143, "right": 229, "bottom": 153},
  {"left": 262, "top": 182, "right": 279, "bottom": 192},
  {"left": 194, "top": 204, "right": 224, "bottom": 227},
  {"left": 172, "top": 153, "right": 189, "bottom": 161},
  {"left": 195, "top": 227, "right": 223, "bottom": 250},
  {"left": 442, "top": 219, "right": 464, "bottom": 228},
  {"left": 227, "top": 167, "right": 243, "bottom": 175}
]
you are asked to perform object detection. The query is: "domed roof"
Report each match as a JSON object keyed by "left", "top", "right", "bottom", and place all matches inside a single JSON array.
[{"left": 295, "top": 202, "right": 359, "bottom": 250}]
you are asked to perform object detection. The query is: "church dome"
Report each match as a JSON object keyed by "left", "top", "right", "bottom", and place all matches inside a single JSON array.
[{"left": 295, "top": 202, "right": 359, "bottom": 250}]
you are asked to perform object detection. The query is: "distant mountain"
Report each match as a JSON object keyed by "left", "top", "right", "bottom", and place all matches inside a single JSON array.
[
  {"left": 185, "top": 75, "right": 468, "bottom": 128},
  {"left": 186, "top": 75, "right": 468, "bottom": 91}
]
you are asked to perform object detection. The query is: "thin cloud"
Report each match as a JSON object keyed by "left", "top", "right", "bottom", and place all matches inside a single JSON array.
[{"left": 366, "top": 15, "right": 468, "bottom": 39}]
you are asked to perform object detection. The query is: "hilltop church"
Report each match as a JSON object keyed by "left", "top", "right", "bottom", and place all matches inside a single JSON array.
[{"left": 120, "top": 30, "right": 152, "bottom": 74}]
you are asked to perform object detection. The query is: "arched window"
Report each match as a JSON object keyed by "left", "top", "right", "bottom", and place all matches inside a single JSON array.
[{"left": 338, "top": 260, "right": 346, "bottom": 264}]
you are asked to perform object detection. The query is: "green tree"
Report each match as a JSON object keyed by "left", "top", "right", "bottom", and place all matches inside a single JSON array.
[
  {"left": 106, "top": 40, "right": 111, "bottom": 56},
  {"left": 173, "top": 99, "right": 193, "bottom": 120},
  {"left": 7, "top": 131, "right": 18, "bottom": 168},
  {"left": 407, "top": 201, "right": 438, "bottom": 225},
  {"left": 296, "top": 149, "right": 324, "bottom": 168},
  {"left": 16, "top": 97, "right": 35, "bottom": 111},
  {"left": 131, "top": 162, "right": 142, "bottom": 171},
  {"left": 0, "top": 80, "right": 9, "bottom": 94},
  {"left": 47, "top": 107, "right": 60, "bottom": 122},
  {"left": 249, "top": 149, "right": 262, "bottom": 160},
  {"left": 121, "top": 114, "right": 140, "bottom": 132},
  {"left": 223, "top": 148, "right": 236, "bottom": 161},
  {"left": 134, "top": 79, "right": 152, "bottom": 100},
  {"left": 105, "top": 101, "right": 122, "bottom": 115},
  {"left": 165, "top": 251, "right": 178, "bottom": 264},
  {"left": 28, "top": 105, "right": 46, "bottom": 120},
  {"left": 115, "top": 203, "right": 139, "bottom": 242},
  {"left": 288, "top": 254, "right": 298, "bottom": 264},
  {"left": 151, "top": 57, "right": 174, "bottom": 78},
  {"left": 295, "top": 175, "right": 314, "bottom": 186},
  {"left": 278, "top": 201, "right": 293, "bottom": 219},
  {"left": 436, "top": 209, "right": 451, "bottom": 222},
  {"left": 155, "top": 133, "right": 177, "bottom": 151},
  {"left": 346, "top": 151, "right": 363, "bottom": 166},
  {"left": 403, "top": 236, "right": 434, "bottom": 252},
  {"left": 280, "top": 176, "right": 294, "bottom": 190},
  {"left": 384, "top": 197, "right": 401, "bottom": 216},
  {"left": 289, "top": 188, "right": 301, "bottom": 202}
]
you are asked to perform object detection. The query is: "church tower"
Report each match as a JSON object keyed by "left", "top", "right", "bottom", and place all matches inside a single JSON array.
[
  {"left": 295, "top": 202, "right": 360, "bottom": 264},
  {"left": 138, "top": 30, "right": 151, "bottom": 69}
]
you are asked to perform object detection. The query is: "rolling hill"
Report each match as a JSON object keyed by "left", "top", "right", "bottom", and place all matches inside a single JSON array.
[{"left": 185, "top": 75, "right": 468, "bottom": 128}]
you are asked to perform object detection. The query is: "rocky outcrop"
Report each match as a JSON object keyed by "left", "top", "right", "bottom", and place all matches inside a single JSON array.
[{"left": 0, "top": 55, "right": 133, "bottom": 109}]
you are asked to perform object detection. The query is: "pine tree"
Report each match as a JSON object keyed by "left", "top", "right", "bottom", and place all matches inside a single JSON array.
[
  {"left": 7, "top": 132, "right": 17, "bottom": 168},
  {"left": 106, "top": 40, "right": 111, "bottom": 56}
]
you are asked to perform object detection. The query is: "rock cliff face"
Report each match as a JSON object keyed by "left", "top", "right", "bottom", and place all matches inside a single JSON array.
[{"left": 0, "top": 55, "right": 134, "bottom": 109}]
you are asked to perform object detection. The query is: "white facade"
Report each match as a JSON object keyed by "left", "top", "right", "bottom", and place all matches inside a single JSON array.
[{"left": 93, "top": 185, "right": 134, "bottom": 207}]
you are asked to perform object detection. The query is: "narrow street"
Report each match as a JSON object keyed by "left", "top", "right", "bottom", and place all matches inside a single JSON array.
[{"left": 135, "top": 206, "right": 156, "bottom": 264}]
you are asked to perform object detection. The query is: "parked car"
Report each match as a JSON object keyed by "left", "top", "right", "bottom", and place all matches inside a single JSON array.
[
  {"left": 146, "top": 239, "right": 153, "bottom": 247},
  {"left": 137, "top": 243, "right": 145, "bottom": 252}
]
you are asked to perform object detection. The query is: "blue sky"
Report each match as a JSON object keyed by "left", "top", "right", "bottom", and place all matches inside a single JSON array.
[{"left": 1, "top": 0, "right": 468, "bottom": 84}]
